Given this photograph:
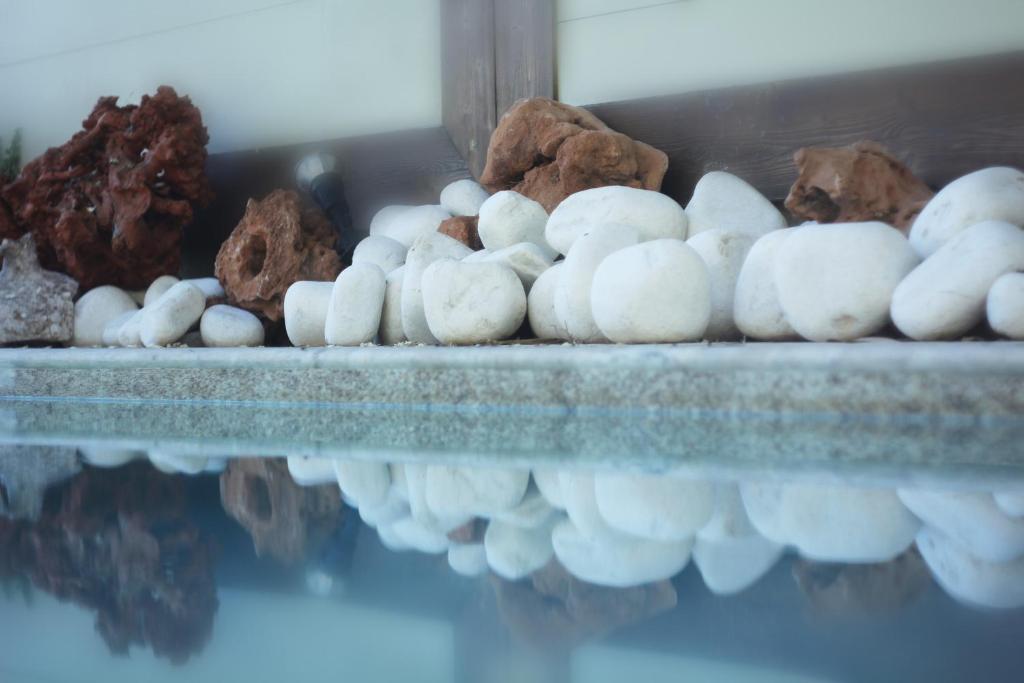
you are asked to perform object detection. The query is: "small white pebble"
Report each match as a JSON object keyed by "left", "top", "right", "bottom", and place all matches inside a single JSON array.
[
  {"left": 143, "top": 275, "right": 179, "bottom": 307},
  {"left": 353, "top": 235, "right": 408, "bottom": 274},
  {"left": 379, "top": 265, "right": 407, "bottom": 345},
  {"left": 478, "top": 190, "right": 554, "bottom": 257},
  {"left": 325, "top": 263, "right": 386, "bottom": 346},
  {"left": 72, "top": 285, "right": 138, "bottom": 347},
  {"left": 987, "top": 272, "right": 1024, "bottom": 339},
  {"left": 283, "top": 281, "right": 333, "bottom": 346},
  {"left": 200, "top": 304, "right": 264, "bottom": 347},
  {"left": 140, "top": 281, "right": 206, "bottom": 347},
  {"left": 440, "top": 178, "right": 490, "bottom": 217}
]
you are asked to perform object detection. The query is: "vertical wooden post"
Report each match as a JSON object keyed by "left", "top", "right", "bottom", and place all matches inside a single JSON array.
[{"left": 441, "top": 0, "right": 555, "bottom": 179}]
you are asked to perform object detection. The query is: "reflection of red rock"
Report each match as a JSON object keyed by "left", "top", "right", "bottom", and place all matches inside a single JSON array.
[
  {"left": 792, "top": 547, "right": 930, "bottom": 616},
  {"left": 0, "top": 87, "right": 212, "bottom": 290},
  {"left": 785, "top": 141, "right": 934, "bottom": 232},
  {"left": 0, "top": 462, "right": 218, "bottom": 664},
  {"left": 214, "top": 191, "right": 342, "bottom": 321},
  {"left": 480, "top": 98, "right": 668, "bottom": 213},
  {"left": 492, "top": 560, "right": 677, "bottom": 647},
  {"left": 220, "top": 458, "right": 342, "bottom": 565}
]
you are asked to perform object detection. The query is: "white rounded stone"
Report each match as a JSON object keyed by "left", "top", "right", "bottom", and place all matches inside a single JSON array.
[
  {"left": 545, "top": 186, "right": 688, "bottom": 256},
  {"left": 353, "top": 235, "right": 408, "bottom": 274},
  {"left": 733, "top": 229, "right": 797, "bottom": 340},
  {"left": 448, "top": 543, "right": 488, "bottom": 577},
  {"left": 555, "top": 223, "right": 640, "bottom": 342},
  {"left": 485, "top": 518, "right": 556, "bottom": 580},
  {"left": 693, "top": 533, "right": 783, "bottom": 595},
  {"left": 183, "top": 277, "right": 225, "bottom": 301},
  {"left": 101, "top": 310, "right": 137, "bottom": 346},
  {"left": 200, "top": 304, "right": 264, "bottom": 347},
  {"left": 592, "top": 238, "right": 711, "bottom": 343},
  {"left": 774, "top": 222, "right": 919, "bottom": 341},
  {"left": 402, "top": 233, "right": 473, "bottom": 344},
  {"left": 478, "top": 191, "right": 555, "bottom": 257},
  {"left": 359, "top": 489, "right": 409, "bottom": 528},
  {"left": 897, "top": 488, "right": 1024, "bottom": 563},
  {"left": 440, "top": 178, "right": 490, "bottom": 217},
  {"left": 325, "top": 263, "right": 386, "bottom": 346},
  {"left": 532, "top": 469, "right": 565, "bottom": 509},
  {"left": 422, "top": 260, "right": 526, "bottom": 344},
  {"left": 685, "top": 171, "right": 787, "bottom": 238},
  {"left": 994, "top": 490, "right": 1024, "bottom": 518},
  {"left": 698, "top": 484, "right": 759, "bottom": 542},
  {"left": 379, "top": 265, "right": 407, "bottom": 345},
  {"left": 369, "top": 204, "right": 412, "bottom": 234},
  {"left": 425, "top": 465, "right": 530, "bottom": 518},
  {"left": 283, "top": 281, "right": 333, "bottom": 347},
  {"left": 779, "top": 483, "right": 920, "bottom": 563},
  {"left": 140, "top": 281, "right": 206, "bottom": 347},
  {"left": 552, "top": 519, "right": 693, "bottom": 588},
  {"left": 909, "top": 167, "right": 1024, "bottom": 257},
  {"left": 472, "top": 242, "right": 554, "bottom": 293},
  {"left": 377, "top": 521, "right": 412, "bottom": 552},
  {"left": 72, "top": 285, "right": 138, "bottom": 347},
  {"left": 373, "top": 204, "right": 452, "bottom": 247},
  {"left": 917, "top": 526, "right": 1024, "bottom": 609},
  {"left": 527, "top": 263, "right": 568, "bottom": 340},
  {"left": 686, "top": 229, "right": 755, "bottom": 340},
  {"left": 594, "top": 472, "right": 714, "bottom": 541},
  {"left": 988, "top": 272, "right": 1024, "bottom": 339},
  {"left": 143, "top": 275, "right": 180, "bottom": 307},
  {"left": 892, "top": 220, "right": 1024, "bottom": 340},
  {"left": 388, "top": 516, "right": 450, "bottom": 554},
  {"left": 116, "top": 310, "right": 144, "bottom": 347},
  {"left": 286, "top": 456, "right": 337, "bottom": 486},
  {"left": 402, "top": 463, "right": 472, "bottom": 534},
  {"left": 334, "top": 460, "right": 391, "bottom": 508}
]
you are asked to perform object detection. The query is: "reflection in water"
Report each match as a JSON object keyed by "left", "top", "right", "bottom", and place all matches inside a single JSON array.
[
  {"left": 0, "top": 462, "right": 218, "bottom": 664},
  {"left": 220, "top": 458, "right": 342, "bottom": 565},
  {"left": 2, "top": 450, "right": 1024, "bottom": 680}
]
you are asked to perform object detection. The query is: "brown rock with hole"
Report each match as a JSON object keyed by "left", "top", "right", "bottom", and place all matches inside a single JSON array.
[
  {"left": 220, "top": 458, "right": 341, "bottom": 565},
  {"left": 438, "top": 215, "right": 482, "bottom": 250},
  {"left": 480, "top": 98, "right": 668, "bottom": 213},
  {"left": 785, "top": 141, "right": 933, "bottom": 232},
  {"left": 214, "top": 190, "right": 342, "bottom": 321},
  {"left": 0, "top": 86, "right": 212, "bottom": 290}
]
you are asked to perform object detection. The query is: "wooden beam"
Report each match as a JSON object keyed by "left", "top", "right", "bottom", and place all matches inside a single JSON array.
[
  {"left": 494, "top": 0, "right": 556, "bottom": 119},
  {"left": 585, "top": 52, "right": 1024, "bottom": 204},
  {"left": 441, "top": 0, "right": 497, "bottom": 180}
]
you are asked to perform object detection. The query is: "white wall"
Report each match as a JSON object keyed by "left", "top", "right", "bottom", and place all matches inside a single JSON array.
[
  {"left": 0, "top": 0, "right": 442, "bottom": 162},
  {"left": 557, "top": 0, "right": 1024, "bottom": 105}
]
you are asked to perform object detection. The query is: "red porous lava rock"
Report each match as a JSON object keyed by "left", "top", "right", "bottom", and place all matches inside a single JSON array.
[
  {"left": 219, "top": 458, "right": 342, "bottom": 565},
  {"left": 214, "top": 190, "right": 342, "bottom": 321},
  {"left": 0, "top": 462, "right": 218, "bottom": 664},
  {"left": 784, "top": 141, "right": 934, "bottom": 232},
  {"left": 438, "top": 215, "right": 482, "bottom": 250},
  {"left": 480, "top": 97, "right": 669, "bottom": 213},
  {"left": 0, "top": 87, "right": 212, "bottom": 290}
]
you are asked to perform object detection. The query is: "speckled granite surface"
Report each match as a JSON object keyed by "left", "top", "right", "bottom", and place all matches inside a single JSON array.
[{"left": 1, "top": 342, "right": 1022, "bottom": 484}]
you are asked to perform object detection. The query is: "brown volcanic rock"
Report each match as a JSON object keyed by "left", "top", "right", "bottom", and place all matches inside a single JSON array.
[
  {"left": 0, "top": 462, "right": 218, "bottom": 664},
  {"left": 220, "top": 458, "right": 341, "bottom": 565},
  {"left": 785, "top": 141, "right": 933, "bottom": 232},
  {"left": 0, "top": 87, "right": 212, "bottom": 290},
  {"left": 480, "top": 98, "right": 668, "bottom": 213},
  {"left": 215, "top": 190, "right": 342, "bottom": 321},
  {"left": 438, "top": 215, "right": 482, "bottom": 250}
]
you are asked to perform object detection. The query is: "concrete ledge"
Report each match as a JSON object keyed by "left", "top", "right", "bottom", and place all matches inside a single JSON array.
[{"left": 1, "top": 342, "right": 1023, "bottom": 483}]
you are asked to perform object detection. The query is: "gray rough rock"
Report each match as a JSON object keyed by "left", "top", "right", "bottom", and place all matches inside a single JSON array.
[{"left": 0, "top": 234, "right": 78, "bottom": 345}]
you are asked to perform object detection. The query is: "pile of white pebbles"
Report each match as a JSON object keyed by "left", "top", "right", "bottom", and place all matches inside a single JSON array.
[
  {"left": 82, "top": 447, "right": 1024, "bottom": 609},
  {"left": 284, "top": 166, "right": 1024, "bottom": 347},
  {"left": 70, "top": 275, "right": 265, "bottom": 348}
]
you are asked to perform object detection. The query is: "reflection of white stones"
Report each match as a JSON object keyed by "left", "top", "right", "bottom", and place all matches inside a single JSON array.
[
  {"left": 594, "top": 472, "right": 714, "bottom": 541},
  {"left": 898, "top": 489, "right": 1024, "bottom": 563},
  {"left": 917, "top": 526, "right": 1024, "bottom": 609},
  {"left": 259, "top": 456, "right": 1024, "bottom": 607},
  {"left": 552, "top": 518, "right": 693, "bottom": 588},
  {"left": 744, "top": 482, "right": 919, "bottom": 563}
]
